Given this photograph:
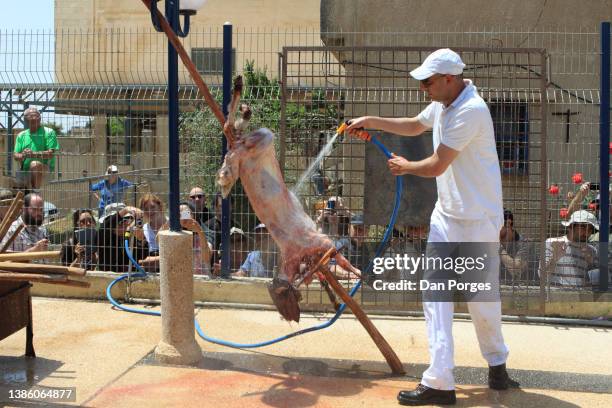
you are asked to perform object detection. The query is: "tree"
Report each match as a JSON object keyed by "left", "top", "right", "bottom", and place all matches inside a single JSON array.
[{"left": 42, "top": 121, "right": 64, "bottom": 136}]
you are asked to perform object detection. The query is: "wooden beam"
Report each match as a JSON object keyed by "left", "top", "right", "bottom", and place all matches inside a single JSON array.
[
  {"left": 0, "top": 251, "right": 61, "bottom": 262},
  {"left": 316, "top": 248, "right": 405, "bottom": 375}
]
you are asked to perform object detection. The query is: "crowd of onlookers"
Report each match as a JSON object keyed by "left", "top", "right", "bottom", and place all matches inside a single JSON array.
[{"left": 2, "top": 107, "right": 609, "bottom": 288}]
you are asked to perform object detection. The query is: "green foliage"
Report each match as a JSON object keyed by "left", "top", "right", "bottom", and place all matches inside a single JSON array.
[
  {"left": 108, "top": 117, "right": 125, "bottom": 136},
  {"left": 42, "top": 121, "right": 64, "bottom": 136}
]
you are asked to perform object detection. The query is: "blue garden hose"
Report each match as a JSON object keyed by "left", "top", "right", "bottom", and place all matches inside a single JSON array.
[{"left": 107, "top": 134, "right": 402, "bottom": 349}]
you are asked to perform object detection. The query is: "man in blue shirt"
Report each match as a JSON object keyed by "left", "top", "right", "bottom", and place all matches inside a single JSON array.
[{"left": 90, "top": 165, "right": 134, "bottom": 217}]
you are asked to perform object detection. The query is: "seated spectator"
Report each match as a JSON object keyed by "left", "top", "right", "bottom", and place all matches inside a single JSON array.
[
  {"left": 139, "top": 193, "right": 167, "bottom": 256},
  {"left": 90, "top": 165, "right": 134, "bottom": 217},
  {"left": 96, "top": 204, "right": 149, "bottom": 273},
  {"left": 188, "top": 186, "right": 211, "bottom": 227},
  {"left": 235, "top": 223, "right": 278, "bottom": 278},
  {"left": 13, "top": 107, "right": 59, "bottom": 190},
  {"left": 139, "top": 202, "right": 213, "bottom": 275},
  {"left": 205, "top": 192, "right": 235, "bottom": 261},
  {"left": 180, "top": 202, "right": 213, "bottom": 276},
  {"left": 0, "top": 193, "right": 48, "bottom": 253},
  {"left": 539, "top": 210, "right": 598, "bottom": 287},
  {"left": 213, "top": 227, "right": 249, "bottom": 276},
  {"left": 499, "top": 209, "right": 529, "bottom": 281},
  {"left": 60, "top": 209, "right": 98, "bottom": 269}
]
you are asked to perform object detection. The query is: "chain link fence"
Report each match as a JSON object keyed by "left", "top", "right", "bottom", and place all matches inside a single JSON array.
[{"left": 0, "top": 27, "right": 610, "bottom": 316}]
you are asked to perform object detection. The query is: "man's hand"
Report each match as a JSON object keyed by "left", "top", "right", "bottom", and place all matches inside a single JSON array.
[
  {"left": 30, "top": 239, "right": 49, "bottom": 252},
  {"left": 139, "top": 256, "right": 159, "bottom": 266},
  {"left": 579, "top": 244, "right": 595, "bottom": 265},
  {"left": 551, "top": 241, "right": 567, "bottom": 260},
  {"left": 345, "top": 117, "right": 372, "bottom": 141},
  {"left": 180, "top": 218, "right": 201, "bottom": 233},
  {"left": 577, "top": 182, "right": 590, "bottom": 199},
  {"left": 387, "top": 153, "right": 410, "bottom": 176},
  {"left": 74, "top": 243, "right": 85, "bottom": 258}
]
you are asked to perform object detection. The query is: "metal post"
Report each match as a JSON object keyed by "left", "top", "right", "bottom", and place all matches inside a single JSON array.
[
  {"left": 599, "top": 21, "right": 610, "bottom": 292},
  {"left": 7, "top": 91, "right": 14, "bottom": 176},
  {"left": 167, "top": 0, "right": 181, "bottom": 232},
  {"left": 220, "top": 22, "right": 232, "bottom": 278}
]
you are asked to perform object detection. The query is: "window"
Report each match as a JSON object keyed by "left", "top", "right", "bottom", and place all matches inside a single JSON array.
[
  {"left": 490, "top": 103, "right": 529, "bottom": 175},
  {"left": 192, "top": 47, "right": 235, "bottom": 75}
]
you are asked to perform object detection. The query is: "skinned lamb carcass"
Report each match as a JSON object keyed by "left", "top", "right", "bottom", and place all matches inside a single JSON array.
[{"left": 216, "top": 127, "right": 359, "bottom": 322}]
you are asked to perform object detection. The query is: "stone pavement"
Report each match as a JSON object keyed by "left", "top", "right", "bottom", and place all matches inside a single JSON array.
[{"left": 1, "top": 298, "right": 611, "bottom": 407}]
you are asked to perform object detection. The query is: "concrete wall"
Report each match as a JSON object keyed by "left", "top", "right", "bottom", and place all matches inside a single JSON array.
[
  {"left": 54, "top": 0, "right": 321, "bottom": 84},
  {"left": 321, "top": 0, "right": 612, "bottom": 35}
]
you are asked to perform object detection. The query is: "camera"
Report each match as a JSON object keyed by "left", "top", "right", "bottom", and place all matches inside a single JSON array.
[
  {"left": 135, "top": 218, "right": 143, "bottom": 227},
  {"left": 326, "top": 199, "right": 336, "bottom": 214}
]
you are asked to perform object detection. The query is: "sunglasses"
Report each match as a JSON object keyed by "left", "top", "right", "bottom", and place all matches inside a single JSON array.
[
  {"left": 79, "top": 217, "right": 94, "bottom": 225},
  {"left": 190, "top": 194, "right": 204, "bottom": 199}
]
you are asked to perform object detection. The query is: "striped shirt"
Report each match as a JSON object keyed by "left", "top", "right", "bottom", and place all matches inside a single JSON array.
[
  {"left": 0, "top": 216, "right": 47, "bottom": 252},
  {"left": 543, "top": 236, "right": 597, "bottom": 287}
]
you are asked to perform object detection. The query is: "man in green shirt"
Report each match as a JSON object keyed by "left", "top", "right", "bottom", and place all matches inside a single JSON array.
[{"left": 14, "top": 107, "right": 59, "bottom": 190}]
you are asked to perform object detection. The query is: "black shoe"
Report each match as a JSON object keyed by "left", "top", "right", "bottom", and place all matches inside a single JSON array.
[
  {"left": 488, "top": 363, "right": 520, "bottom": 390},
  {"left": 397, "top": 384, "right": 456, "bottom": 406}
]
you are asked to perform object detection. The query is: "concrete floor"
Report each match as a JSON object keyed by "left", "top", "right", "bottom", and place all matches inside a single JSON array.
[{"left": 1, "top": 297, "right": 611, "bottom": 407}]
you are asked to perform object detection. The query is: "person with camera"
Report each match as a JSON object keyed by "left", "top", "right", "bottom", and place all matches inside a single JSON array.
[
  {"left": 60, "top": 209, "right": 98, "bottom": 270},
  {"left": 96, "top": 203, "right": 148, "bottom": 273}
]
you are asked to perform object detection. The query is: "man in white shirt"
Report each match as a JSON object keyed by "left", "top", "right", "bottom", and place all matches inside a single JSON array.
[{"left": 347, "top": 48, "right": 516, "bottom": 406}]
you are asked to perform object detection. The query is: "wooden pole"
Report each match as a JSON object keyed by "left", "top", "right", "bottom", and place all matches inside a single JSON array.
[
  {"left": 0, "top": 192, "right": 24, "bottom": 241},
  {"left": 316, "top": 249, "right": 405, "bottom": 375},
  {"left": 140, "top": 0, "right": 235, "bottom": 146},
  {"left": 0, "top": 224, "right": 23, "bottom": 253},
  {"left": 0, "top": 251, "right": 61, "bottom": 262},
  {"left": 0, "top": 262, "right": 86, "bottom": 277},
  {"left": 0, "top": 272, "right": 90, "bottom": 288}
]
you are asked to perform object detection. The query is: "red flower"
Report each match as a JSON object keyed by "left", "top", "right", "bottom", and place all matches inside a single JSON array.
[
  {"left": 548, "top": 184, "right": 560, "bottom": 195},
  {"left": 559, "top": 208, "right": 569, "bottom": 219},
  {"left": 571, "top": 173, "right": 583, "bottom": 184},
  {"left": 588, "top": 202, "right": 598, "bottom": 211},
  {"left": 609, "top": 142, "right": 612, "bottom": 154}
]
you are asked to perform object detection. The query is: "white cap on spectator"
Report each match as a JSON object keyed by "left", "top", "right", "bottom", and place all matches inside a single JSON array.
[
  {"left": 99, "top": 202, "right": 126, "bottom": 224},
  {"left": 561, "top": 210, "right": 599, "bottom": 230},
  {"left": 254, "top": 223, "right": 266, "bottom": 231},
  {"left": 230, "top": 227, "right": 246, "bottom": 237},
  {"left": 106, "top": 165, "right": 119, "bottom": 175},
  {"left": 410, "top": 48, "right": 466, "bottom": 80}
]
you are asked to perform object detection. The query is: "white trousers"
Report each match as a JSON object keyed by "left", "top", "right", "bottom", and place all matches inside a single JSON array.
[{"left": 421, "top": 208, "right": 509, "bottom": 391}]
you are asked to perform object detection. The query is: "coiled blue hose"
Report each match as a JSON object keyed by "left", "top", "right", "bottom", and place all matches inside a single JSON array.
[{"left": 107, "top": 135, "right": 402, "bottom": 349}]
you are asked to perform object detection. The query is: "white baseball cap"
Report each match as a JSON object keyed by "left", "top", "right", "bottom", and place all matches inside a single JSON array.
[
  {"left": 561, "top": 210, "right": 599, "bottom": 230},
  {"left": 410, "top": 48, "right": 466, "bottom": 80},
  {"left": 106, "top": 165, "right": 119, "bottom": 175}
]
